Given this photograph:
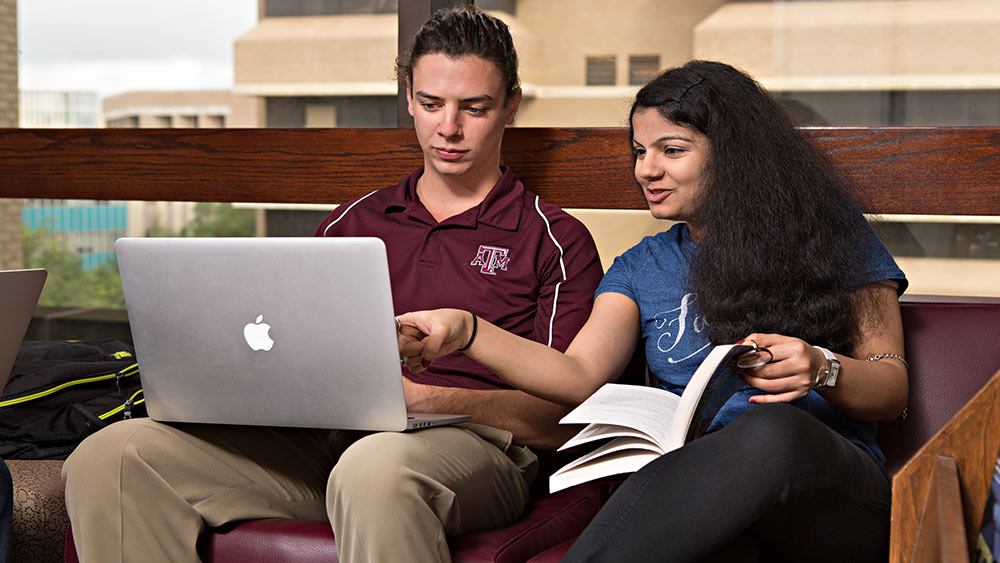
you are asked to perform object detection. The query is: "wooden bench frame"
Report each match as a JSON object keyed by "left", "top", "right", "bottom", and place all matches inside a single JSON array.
[{"left": 2, "top": 126, "right": 999, "bottom": 562}]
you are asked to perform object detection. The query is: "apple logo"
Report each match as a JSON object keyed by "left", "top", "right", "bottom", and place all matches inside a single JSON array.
[{"left": 243, "top": 314, "right": 275, "bottom": 351}]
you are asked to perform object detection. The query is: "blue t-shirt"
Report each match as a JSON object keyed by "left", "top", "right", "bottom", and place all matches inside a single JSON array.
[{"left": 596, "top": 222, "right": 907, "bottom": 465}]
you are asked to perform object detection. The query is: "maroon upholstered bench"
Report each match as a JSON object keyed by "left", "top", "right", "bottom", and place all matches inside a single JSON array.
[
  {"left": 877, "top": 298, "right": 1000, "bottom": 477},
  {"left": 65, "top": 480, "right": 609, "bottom": 563},
  {"left": 64, "top": 298, "right": 1000, "bottom": 562}
]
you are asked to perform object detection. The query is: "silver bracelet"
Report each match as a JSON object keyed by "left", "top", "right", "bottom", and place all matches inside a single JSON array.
[
  {"left": 868, "top": 354, "right": 909, "bottom": 420},
  {"left": 867, "top": 353, "right": 909, "bottom": 369}
]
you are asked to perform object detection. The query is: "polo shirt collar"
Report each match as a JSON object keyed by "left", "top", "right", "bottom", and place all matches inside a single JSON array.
[{"left": 383, "top": 166, "right": 524, "bottom": 231}]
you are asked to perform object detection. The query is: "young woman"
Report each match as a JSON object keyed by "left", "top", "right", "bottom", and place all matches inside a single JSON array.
[{"left": 397, "top": 60, "right": 908, "bottom": 562}]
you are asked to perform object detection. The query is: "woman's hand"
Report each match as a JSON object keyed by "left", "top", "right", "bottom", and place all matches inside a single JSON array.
[
  {"left": 396, "top": 309, "right": 474, "bottom": 373},
  {"left": 740, "top": 333, "right": 825, "bottom": 404}
]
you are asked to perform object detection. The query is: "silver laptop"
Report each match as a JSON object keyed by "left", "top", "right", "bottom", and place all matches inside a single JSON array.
[
  {"left": 115, "top": 237, "right": 469, "bottom": 431},
  {"left": 0, "top": 269, "right": 47, "bottom": 391}
]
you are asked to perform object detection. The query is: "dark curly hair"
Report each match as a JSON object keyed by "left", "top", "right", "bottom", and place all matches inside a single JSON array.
[
  {"left": 629, "top": 60, "right": 877, "bottom": 355},
  {"left": 396, "top": 5, "right": 519, "bottom": 104}
]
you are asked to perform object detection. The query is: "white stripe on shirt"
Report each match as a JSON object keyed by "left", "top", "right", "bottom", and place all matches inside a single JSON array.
[
  {"left": 321, "top": 190, "right": 379, "bottom": 236},
  {"left": 534, "top": 195, "right": 568, "bottom": 348}
]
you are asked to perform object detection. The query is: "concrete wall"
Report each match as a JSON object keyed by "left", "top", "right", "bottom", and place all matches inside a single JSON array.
[
  {"left": 0, "top": 0, "right": 15, "bottom": 128},
  {"left": 0, "top": 200, "right": 25, "bottom": 270},
  {"left": 695, "top": 1, "right": 1000, "bottom": 91},
  {"left": 512, "top": 0, "right": 726, "bottom": 88},
  {"left": 0, "top": 0, "right": 23, "bottom": 269},
  {"left": 234, "top": 14, "right": 397, "bottom": 94}
]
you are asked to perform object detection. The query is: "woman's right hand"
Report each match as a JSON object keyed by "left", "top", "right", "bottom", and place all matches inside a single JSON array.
[{"left": 396, "top": 309, "right": 474, "bottom": 373}]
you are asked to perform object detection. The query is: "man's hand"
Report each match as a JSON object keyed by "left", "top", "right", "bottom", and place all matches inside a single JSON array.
[{"left": 396, "top": 320, "right": 430, "bottom": 372}]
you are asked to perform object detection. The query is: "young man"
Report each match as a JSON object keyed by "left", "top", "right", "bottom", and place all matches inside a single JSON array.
[{"left": 62, "top": 7, "right": 604, "bottom": 563}]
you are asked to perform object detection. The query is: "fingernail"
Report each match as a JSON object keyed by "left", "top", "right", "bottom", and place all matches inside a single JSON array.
[
  {"left": 748, "top": 397, "right": 757, "bottom": 404},
  {"left": 736, "top": 338, "right": 746, "bottom": 344}
]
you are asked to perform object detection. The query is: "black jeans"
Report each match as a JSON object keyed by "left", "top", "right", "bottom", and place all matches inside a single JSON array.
[{"left": 563, "top": 404, "right": 891, "bottom": 563}]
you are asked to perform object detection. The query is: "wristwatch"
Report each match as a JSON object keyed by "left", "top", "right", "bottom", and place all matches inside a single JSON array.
[{"left": 813, "top": 346, "right": 840, "bottom": 388}]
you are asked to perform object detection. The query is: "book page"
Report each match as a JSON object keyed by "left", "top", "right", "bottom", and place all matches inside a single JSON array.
[
  {"left": 549, "top": 448, "right": 661, "bottom": 493},
  {"left": 555, "top": 436, "right": 666, "bottom": 474},
  {"left": 560, "top": 384, "right": 680, "bottom": 449},
  {"left": 558, "top": 423, "right": 659, "bottom": 452}
]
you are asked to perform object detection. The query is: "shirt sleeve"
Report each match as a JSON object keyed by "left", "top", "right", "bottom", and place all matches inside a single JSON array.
[
  {"left": 855, "top": 219, "right": 908, "bottom": 295},
  {"left": 531, "top": 210, "right": 605, "bottom": 353},
  {"left": 595, "top": 244, "right": 640, "bottom": 303}
]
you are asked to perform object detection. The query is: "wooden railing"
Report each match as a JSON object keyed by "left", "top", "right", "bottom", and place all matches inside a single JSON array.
[{"left": 1, "top": 127, "right": 999, "bottom": 215}]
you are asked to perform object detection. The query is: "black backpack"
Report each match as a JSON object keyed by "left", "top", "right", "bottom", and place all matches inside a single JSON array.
[{"left": 0, "top": 340, "right": 145, "bottom": 459}]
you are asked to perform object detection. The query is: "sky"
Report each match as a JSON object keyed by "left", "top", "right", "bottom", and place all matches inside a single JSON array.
[{"left": 17, "top": 0, "right": 258, "bottom": 99}]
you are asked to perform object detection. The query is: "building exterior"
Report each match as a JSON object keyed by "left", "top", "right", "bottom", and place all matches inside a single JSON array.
[
  {"left": 233, "top": 0, "right": 1000, "bottom": 128},
  {"left": 232, "top": 0, "right": 728, "bottom": 127},
  {"left": 507, "top": 1, "right": 728, "bottom": 126},
  {"left": 104, "top": 90, "right": 261, "bottom": 129},
  {"left": 20, "top": 90, "right": 100, "bottom": 127},
  {"left": 695, "top": 1, "right": 1000, "bottom": 126},
  {"left": 233, "top": 8, "right": 397, "bottom": 127},
  {"left": 0, "top": 0, "right": 23, "bottom": 269}
]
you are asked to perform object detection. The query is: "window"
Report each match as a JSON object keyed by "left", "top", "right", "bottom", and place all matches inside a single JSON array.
[
  {"left": 265, "top": 0, "right": 397, "bottom": 17},
  {"left": 305, "top": 103, "right": 337, "bottom": 127},
  {"left": 586, "top": 56, "right": 616, "bottom": 86},
  {"left": 478, "top": 0, "right": 516, "bottom": 15},
  {"left": 628, "top": 55, "right": 660, "bottom": 86}
]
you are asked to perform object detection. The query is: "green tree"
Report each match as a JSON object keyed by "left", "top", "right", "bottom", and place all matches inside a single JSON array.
[
  {"left": 146, "top": 204, "right": 256, "bottom": 237},
  {"left": 21, "top": 203, "right": 255, "bottom": 308},
  {"left": 144, "top": 216, "right": 175, "bottom": 237},
  {"left": 23, "top": 228, "right": 125, "bottom": 308},
  {"left": 183, "top": 203, "right": 256, "bottom": 237}
]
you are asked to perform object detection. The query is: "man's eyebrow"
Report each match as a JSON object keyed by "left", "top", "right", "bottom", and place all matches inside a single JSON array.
[
  {"left": 459, "top": 94, "right": 495, "bottom": 104},
  {"left": 414, "top": 91, "right": 495, "bottom": 104}
]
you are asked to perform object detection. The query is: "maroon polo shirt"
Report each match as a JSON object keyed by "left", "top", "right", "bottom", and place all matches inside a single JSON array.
[{"left": 314, "top": 166, "right": 604, "bottom": 390}]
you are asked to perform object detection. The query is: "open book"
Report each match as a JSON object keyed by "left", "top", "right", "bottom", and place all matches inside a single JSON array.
[{"left": 549, "top": 344, "right": 754, "bottom": 493}]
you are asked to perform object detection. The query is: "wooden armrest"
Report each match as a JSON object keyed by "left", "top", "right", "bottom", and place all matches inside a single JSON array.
[
  {"left": 911, "top": 455, "right": 968, "bottom": 563},
  {"left": 890, "top": 369, "right": 1000, "bottom": 562}
]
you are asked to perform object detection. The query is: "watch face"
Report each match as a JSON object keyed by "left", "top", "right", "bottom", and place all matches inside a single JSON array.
[
  {"left": 827, "top": 360, "right": 841, "bottom": 387},
  {"left": 817, "top": 367, "right": 831, "bottom": 386}
]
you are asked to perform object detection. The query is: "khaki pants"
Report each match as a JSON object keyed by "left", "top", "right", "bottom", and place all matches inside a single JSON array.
[{"left": 62, "top": 418, "right": 536, "bottom": 563}]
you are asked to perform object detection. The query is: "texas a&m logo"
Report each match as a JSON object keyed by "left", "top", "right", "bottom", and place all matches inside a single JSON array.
[{"left": 470, "top": 245, "right": 510, "bottom": 275}]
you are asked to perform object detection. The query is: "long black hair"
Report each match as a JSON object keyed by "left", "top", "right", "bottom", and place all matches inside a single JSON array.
[{"left": 630, "top": 60, "right": 876, "bottom": 355}]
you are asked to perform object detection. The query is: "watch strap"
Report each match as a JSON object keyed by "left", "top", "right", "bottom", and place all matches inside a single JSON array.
[{"left": 812, "top": 346, "right": 840, "bottom": 388}]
